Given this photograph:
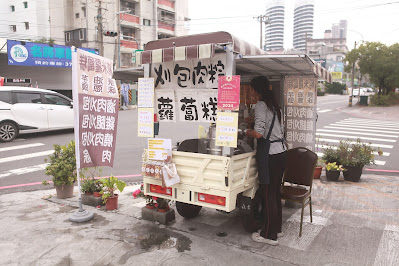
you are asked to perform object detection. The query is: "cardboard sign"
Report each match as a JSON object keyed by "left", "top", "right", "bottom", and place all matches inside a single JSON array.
[
  {"left": 217, "top": 75, "right": 240, "bottom": 111},
  {"left": 72, "top": 48, "right": 118, "bottom": 168},
  {"left": 215, "top": 112, "right": 238, "bottom": 148}
]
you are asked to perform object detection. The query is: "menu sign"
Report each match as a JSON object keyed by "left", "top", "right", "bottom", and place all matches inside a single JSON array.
[
  {"left": 217, "top": 75, "right": 240, "bottom": 111},
  {"left": 284, "top": 76, "right": 317, "bottom": 151},
  {"left": 138, "top": 78, "right": 155, "bottom": 108},
  {"left": 138, "top": 108, "right": 154, "bottom": 137},
  {"left": 148, "top": 138, "right": 172, "bottom": 161},
  {"left": 72, "top": 48, "right": 118, "bottom": 168},
  {"left": 215, "top": 112, "right": 238, "bottom": 148}
]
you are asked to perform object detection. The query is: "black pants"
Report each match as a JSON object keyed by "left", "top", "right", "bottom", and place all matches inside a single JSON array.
[{"left": 259, "top": 151, "right": 287, "bottom": 240}]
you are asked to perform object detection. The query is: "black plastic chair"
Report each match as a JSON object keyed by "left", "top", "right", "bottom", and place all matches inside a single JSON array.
[{"left": 280, "top": 147, "right": 318, "bottom": 237}]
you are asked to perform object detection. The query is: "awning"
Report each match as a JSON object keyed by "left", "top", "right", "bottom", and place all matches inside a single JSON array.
[
  {"left": 236, "top": 54, "right": 332, "bottom": 82},
  {"left": 112, "top": 66, "right": 144, "bottom": 81},
  {"left": 136, "top": 31, "right": 266, "bottom": 65}
]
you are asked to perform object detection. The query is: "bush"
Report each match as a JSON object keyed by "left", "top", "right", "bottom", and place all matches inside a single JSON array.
[
  {"left": 322, "top": 147, "right": 341, "bottom": 164},
  {"left": 325, "top": 82, "right": 346, "bottom": 95},
  {"left": 370, "top": 92, "right": 399, "bottom": 106},
  {"left": 317, "top": 87, "right": 325, "bottom": 96}
]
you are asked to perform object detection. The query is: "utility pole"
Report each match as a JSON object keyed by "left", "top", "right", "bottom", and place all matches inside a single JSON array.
[
  {"left": 254, "top": 15, "right": 269, "bottom": 49},
  {"left": 349, "top": 41, "right": 357, "bottom": 107},
  {"left": 97, "top": 0, "right": 104, "bottom": 56}
]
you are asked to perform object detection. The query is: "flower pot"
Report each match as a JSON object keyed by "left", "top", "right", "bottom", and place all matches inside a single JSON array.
[
  {"left": 84, "top": 192, "right": 93, "bottom": 195},
  {"left": 55, "top": 184, "right": 74, "bottom": 199},
  {"left": 343, "top": 166, "right": 363, "bottom": 182},
  {"left": 314, "top": 167, "right": 322, "bottom": 179},
  {"left": 105, "top": 194, "right": 118, "bottom": 210},
  {"left": 146, "top": 203, "right": 156, "bottom": 209},
  {"left": 157, "top": 206, "right": 170, "bottom": 213},
  {"left": 326, "top": 170, "right": 340, "bottom": 181},
  {"left": 93, "top": 191, "right": 102, "bottom": 197}
]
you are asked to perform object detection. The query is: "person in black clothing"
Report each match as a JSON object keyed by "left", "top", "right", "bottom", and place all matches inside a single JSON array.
[{"left": 244, "top": 76, "right": 287, "bottom": 245}]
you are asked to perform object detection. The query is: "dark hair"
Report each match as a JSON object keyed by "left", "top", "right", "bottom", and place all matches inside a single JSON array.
[{"left": 250, "top": 76, "right": 282, "bottom": 121}]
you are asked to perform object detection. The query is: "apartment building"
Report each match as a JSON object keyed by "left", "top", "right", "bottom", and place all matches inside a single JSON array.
[
  {"left": 293, "top": 0, "right": 314, "bottom": 51},
  {"left": 264, "top": 0, "right": 285, "bottom": 51}
]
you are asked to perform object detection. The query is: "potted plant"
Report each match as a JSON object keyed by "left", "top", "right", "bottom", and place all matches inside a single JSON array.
[
  {"left": 81, "top": 178, "right": 95, "bottom": 195},
  {"left": 337, "top": 139, "right": 382, "bottom": 182},
  {"left": 156, "top": 198, "right": 170, "bottom": 212},
  {"left": 133, "top": 184, "right": 156, "bottom": 209},
  {"left": 100, "top": 176, "right": 126, "bottom": 210},
  {"left": 80, "top": 167, "right": 103, "bottom": 197},
  {"left": 325, "top": 162, "right": 344, "bottom": 181},
  {"left": 93, "top": 180, "right": 103, "bottom": 198},
  {"left": 322, "top": 146, "right": 341, "bottom": 165},
  {"left": 314, "top": 158, "right": 324, "bottom": 179},
  {"left": 42, "top": 141, "right": 77, "bottom": 199}
]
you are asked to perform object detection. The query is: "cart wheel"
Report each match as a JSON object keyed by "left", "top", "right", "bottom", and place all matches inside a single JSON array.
[
  {"left": 240, "top": 189, "right": 264, "bottom": 233},
  {"left": 176, "top": 202, "right": 202, "bottom": 218}
]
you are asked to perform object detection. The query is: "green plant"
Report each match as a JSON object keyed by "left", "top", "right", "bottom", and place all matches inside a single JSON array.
[
  {"left": 100, "top": 176, "right": 126, "bottom": 203},
  {"left": 337, "top": 139, "right": 379, "bottom": 167},
  {"left": 325, "top": 82, "right": 346, "bottom": 95},
  {"left": 81, "top": 178, "right": 95, "bottom": 194},
  {"left": 80, "top": 167, "right": 103, "bottom": 193},
  {"left": 93, "top": 180, "right": 103, "bottom": 193},
  {"left": 370, "top": 92, "right": 399, "bottom": 106},
  {"left": 43, "top": 141, "right": 77, "bottom": 187},
  {"left": 316, "top": 157, "right": 325, "bottom": 167},
  {"left": 322, "top": 146, "right": 341, "bottom": 164},
  {"left": 326, "top": 162, "right": 344, "bottom": 171},
  {"left": 156, "top": 198, "right": 170, "bottom": 210},
  {"left": 133, "top": 184, "right": 155, "bottom": 205}
]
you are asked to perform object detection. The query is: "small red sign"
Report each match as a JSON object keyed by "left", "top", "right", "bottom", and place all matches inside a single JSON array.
[{"left": 217, "top": 76, "right": 240, "bottom": 111}]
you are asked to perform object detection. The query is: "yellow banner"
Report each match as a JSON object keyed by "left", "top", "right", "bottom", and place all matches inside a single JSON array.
[{"left": 331, "top": 72, "right": 342, "bottom": 80}]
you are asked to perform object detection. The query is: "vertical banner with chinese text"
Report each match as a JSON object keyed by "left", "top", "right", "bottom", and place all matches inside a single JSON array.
[
  {"left": 284, "top": 76, "right": 317, "bottom": 151},
  {"left": 72, "top": 48, "right": 119, "bottom": 168}
]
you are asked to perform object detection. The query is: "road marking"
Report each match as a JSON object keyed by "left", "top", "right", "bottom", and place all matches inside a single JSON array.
[
  {"left": 0, "top": 143, "right": 45, "bottom": 152},
  {"left": 315, "top": 133, "right": 396, "bottom": 143},
  {"left": 0, "top": 164, "right": 48, "bottom": 179},
  {"left": 318, "top": 109, "right": 332, "bottom": 113},
  {"left": 324, "top": 126, "right": 399, "bottom": 135},
  {"left": 332, "top": 123, "right": 399, "bottom": 132},
  {"left": 316, "top": 152, "right": 386, "bottom": 165},
  {"left": 344, "top": 118, "right": 399, "bottom": 126},
  {"left": 339, "top": 121, "right": 399, "bottom": 129},
  {"left": 315, "top": 145, "right": 390, "bottom": 156},
  {"left": 316, "top": 138, "right": 393, "bottom": 149},
  {"left": 0, "top": 150, "right": 54, "bottom": 164},
  {"left": 373, "top": 225, "right": 399, "bottom": 266},
  {"left": 317, "top": 129, "right": 398, "bottom": 138}
]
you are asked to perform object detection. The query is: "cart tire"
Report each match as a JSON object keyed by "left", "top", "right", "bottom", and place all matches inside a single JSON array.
[
  {"left": 240, "top": 190, "right": 264, "bottom": 233},
  {"left": 176, "top": 202, "right": 202, "bottom": 218}
]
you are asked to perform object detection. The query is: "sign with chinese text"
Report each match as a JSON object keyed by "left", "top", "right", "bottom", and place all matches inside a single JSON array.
[
  {"left": 155, "top": 90, "right": 176, "bottom": 122},
  {"left": 138, "top": 108, "right": 154, "bottom": 137},
  {"left": 284, "top": 76, "right": 317, "bottom": 151},
  {"left": 215, "top": 112, "right": 238, "bottom": 148},
  {"left": 138, "top": 78, "right": 155, "bottom": 108},
  {"left": 174, "top": 90, "right": 218, "bottom": 123},
  {"left": 72, "top": 48, "right": 118, "bottom": 168},
  {"left": 217, "top": 75, "right": 240, "bottom": 111},
  {"left": 8, "top": 40, "right": 97, "bottom": 68},
  {"left": 151, "top": 54, "right": 226, "bottom": 89},
  {"left": 148, "top": 138, "right": 172, "bottom": 161},
  {"left": 331, "top": 72, "right": 343, "bottom": 80}
]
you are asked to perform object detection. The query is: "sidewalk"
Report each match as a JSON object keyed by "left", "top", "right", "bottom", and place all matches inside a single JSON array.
[
  {"left": 337, "top": 103, "right": 399, "bottom": 122},
  {"left": 1, "top": 173, "right": 399, "bottom": 265}
]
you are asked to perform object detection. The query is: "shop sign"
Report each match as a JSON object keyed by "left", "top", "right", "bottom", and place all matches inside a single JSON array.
[
  {"left": 151, "top": 54, "right": 226, "bottom": 89},
  {"left": 331, "top": 72, "right": 343, "bottom": 80},
  {"left": 72, "top": 48, "right": 118, "bottom": 168},
  {"left": 8, "top": 40, "right": 97, "bottom": 68},
  {"left": 284, "top": 76, "right": 317, "bottom": 151},
  {"left": 215, "top": 112, "right": 238, "bottom": 148},
  {"left": 217, "top": 75, "right": 240, "bottom": 111},
  {"left": 148, "top": 138, "right": 172, "bottom": 161}
]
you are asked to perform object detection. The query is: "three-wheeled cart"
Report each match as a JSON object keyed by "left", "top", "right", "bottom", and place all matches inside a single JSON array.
[{"left": 136, "top": 32, "right": 331, "bottom": 230}]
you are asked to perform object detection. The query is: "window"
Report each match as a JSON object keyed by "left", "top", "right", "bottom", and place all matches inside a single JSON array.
[
  {"left": 143, "top": 19, "right": 151, "bottom": 26},
  {"left": 121, "top": 27, "right": 135, "bottom": 40},
  {"left": 44, "top": 94, "right": 70, "bottom": 106},
  {"left": 24, "top": 22, "right": 29, "bottom": 30},
  {"left": 75, "top": 13, "right": 79, "bottom": 19},
  {"left": 23, "top": 1, "right": 28, "bottom": 8},
  {"left": 0, "top": 91, "right": 12, "bottom": 104},
  {"left": 121, "top": 1, "right": 136, "bottom": 15},
  {"left": 15, "top": 92, "right": 42, "bottom": 104},
  {"left": 11, "top": 5, "right": 15, "bottom": 12},
  {"left": 65, "top": 32, "right": 70, "bottom": 42},
  {"left": 81, "top": 7, "right": 86, "bottom": 17},
  {"left": 10, "top": 25, "right": 16, "bottom": 32},
  {"left": 79, "top": 29, "right": 85, "bottom": 40}
]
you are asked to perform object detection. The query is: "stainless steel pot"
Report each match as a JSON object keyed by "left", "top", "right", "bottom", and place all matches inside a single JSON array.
[{"left": 206, "top": 124, "right": 222, "bottom": 155}]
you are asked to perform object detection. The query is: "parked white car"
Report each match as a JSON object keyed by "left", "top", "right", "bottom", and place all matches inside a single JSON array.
[{"left": 0, "top": 87, "right": 74, "bottom": 142}]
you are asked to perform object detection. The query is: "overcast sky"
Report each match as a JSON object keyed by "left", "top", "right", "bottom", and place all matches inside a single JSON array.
[{"left": 187, "top": 0, "right": 399, "bottom": 50}]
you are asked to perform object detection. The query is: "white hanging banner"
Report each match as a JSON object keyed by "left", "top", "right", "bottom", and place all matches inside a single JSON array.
[
  {"left": 197, "top": 89, "right": 218, "bottom": 123},
  {"left": 175, "top": 90, "right": 200, "bottom": 122},
  {"left": 155, "top": 90, "right": 176, "bottom": 122}
]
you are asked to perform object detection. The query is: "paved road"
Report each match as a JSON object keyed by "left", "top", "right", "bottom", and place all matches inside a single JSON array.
[{"left": 1, "top": 95, "right": 398, "bottom": 194}]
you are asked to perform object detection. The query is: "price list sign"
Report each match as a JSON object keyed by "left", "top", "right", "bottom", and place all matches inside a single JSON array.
[
  {"left": 215, "top": 112, "right": 238, "bottom": 148},
  {"left": 217, "top": 75, "right": 240, "bottom": 111},
  {"left": 284, "top": 76, "right": 317, "bottom": 151},
  {"left": 138, "top": 78, "right": 154, "bottom": 108},
  {"left": 72, "top": 48, "right": 118, "bottom": 168},
  {"left": 138, "top": 108, "right": 154, "bottom": 137}
]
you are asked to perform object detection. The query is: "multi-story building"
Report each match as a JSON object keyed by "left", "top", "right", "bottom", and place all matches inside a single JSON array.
[
  {"left": 293, "top": 0, "right": 314, "bottom": 51},
  {"left": 264, "top": 0, "right": 285, "bottom": 51},
  {"left": 331, "top": 20, "right": 347, "bottom": 39}
]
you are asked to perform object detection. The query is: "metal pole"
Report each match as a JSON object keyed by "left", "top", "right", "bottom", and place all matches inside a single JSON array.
[
  {"left": 97, "top": 0, "right": 104, "bottom": 56},
  {"left": 260, "top": 16, "right": 263, "bottom": 49},
  {"left": 349, "top": 41, "right": 357, "bottom": 107}
]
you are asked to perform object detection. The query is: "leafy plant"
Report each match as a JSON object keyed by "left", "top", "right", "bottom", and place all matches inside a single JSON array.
[
  {"left": 156, "top": 198, "right": 170, "bottom": 210},
  {"left": 370, "top": 92, "right": 399, "bottom": 106},
  {"left": 100, "top": 176, "right": 126, "bottom": 203},
  {"left": 316, "top": 157, "right": 325, "bottom": 167},
  {"left": 322, "top": 146, "right": 341, "bottom": 164},
  {"left": 337, "top": 139, "right": 380, "bottom": 167},
  {"left": 81, "top": 178, "right": 95, "bottom": 194},
  {"left": 43, "top": 141, "right": 77, "bottom": 187},
  {"left": 133, "top": 184, "right": 155, "bottom": 205},
  {"left": 325, "top": 162, "right": 344, "bottom": 171},
  {"left": 325, "top": 82, "right": 346, "bottom": 95},
  {"left": 80, "top": 167, "right": 103, "bottom": 193}
]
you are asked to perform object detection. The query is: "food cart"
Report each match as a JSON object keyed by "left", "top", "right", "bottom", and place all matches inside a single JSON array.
[{"left": 135, "top": 32, "right": 331, "bottom": 229}]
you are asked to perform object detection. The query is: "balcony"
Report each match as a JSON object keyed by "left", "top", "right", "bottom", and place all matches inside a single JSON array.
[
  {"left": 158, "top": 22, "right": 175, "bottom": 32},
  {"left": 158, "top": 0, "right": 175, "bottom": 9},
  {"left": 120, "top": 40, "right": 138, "bottom": 49},
  {"left": 120, "top": 13, "right": 139, "bottom": 27}
]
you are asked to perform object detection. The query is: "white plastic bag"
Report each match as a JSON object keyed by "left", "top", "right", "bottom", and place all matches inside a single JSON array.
[{"left": 162, "top": 162, "right": 181, "bottom": 187}]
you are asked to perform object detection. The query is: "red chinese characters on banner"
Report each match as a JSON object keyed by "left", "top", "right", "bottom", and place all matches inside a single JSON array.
[
  {"left": 217, "top": 75, "right": 240, "bottom": 111},
  {"left": 74, "top": 49, "right": 119, "bottom": 168}
]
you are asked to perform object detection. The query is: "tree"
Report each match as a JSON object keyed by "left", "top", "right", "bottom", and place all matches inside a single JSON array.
[
  {"left": 345, "top": 42, "right": 399, "bottom": 95},
  {"left": 325, "top": 82, "right": 346, "bottom": 95},
  {"left": 32, "top": 37, "right": 56, "bottom": 45}
]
